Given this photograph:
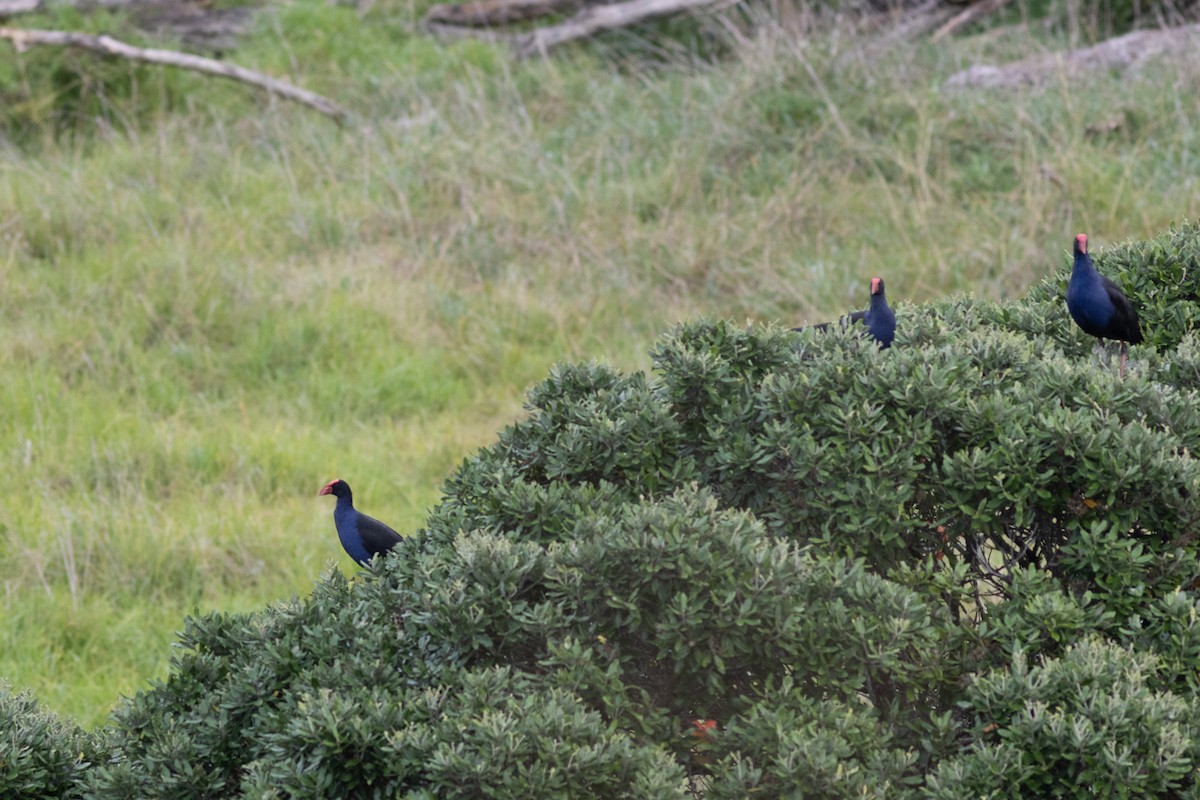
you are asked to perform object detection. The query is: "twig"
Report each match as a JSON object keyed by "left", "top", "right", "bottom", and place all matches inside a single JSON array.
[
  {"left": 872, "top": 0, "right": 956, "bottom": 44},
  {"left": 968, "top": 534, "right": 1012, "bottom": 591},
  {"left": 930, "top": 0, "right": 1014, "bottom": 42},
  {"left": 423, "top": 20, "right": 520, "bottom": 44},
  {"left": 0, "top": 27, "right": 350, "bottom": 121},
  {"left": 424, "top": 0, "right": 579, "bottom": 27},
  {"left": 424, "top": 0, "right": 724, "bottom": 57},
  {"left": 2, "top": 0, "right": 164, "bottom": 17},
  {"left": 424, "top": 0, "right": 734, "bottom": 58},
  {"left": 511, "top": 0, "right": 724, "bottom": 58},
  {"left": 992, "top": 528, "right": 1036, "bottom": 572}
]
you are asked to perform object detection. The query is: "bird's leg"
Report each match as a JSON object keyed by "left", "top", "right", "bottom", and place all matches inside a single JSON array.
[{"left": 1119, "top": 342, "right": 1128, "bottom": 378}]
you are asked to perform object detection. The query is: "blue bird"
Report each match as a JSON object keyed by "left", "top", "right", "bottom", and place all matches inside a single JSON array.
[
  {"left": 797, "top": 276, "right": 896, "bottom": 348},
  {"left": 318, "top": 479, "right": 403, "bottom": 567},
  {"left": 1066, "top": 234, "right": 1142, "bottom": 376}
]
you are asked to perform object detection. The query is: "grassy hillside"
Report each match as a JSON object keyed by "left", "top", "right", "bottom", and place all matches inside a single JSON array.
[{"left": 1, "top": 1, "right": 1198, "bottom": 727}]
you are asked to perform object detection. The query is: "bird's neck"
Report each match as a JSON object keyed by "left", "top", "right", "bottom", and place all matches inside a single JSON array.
[{"left": 1072, "top": 254, "right": 1098, "bottom": 282}]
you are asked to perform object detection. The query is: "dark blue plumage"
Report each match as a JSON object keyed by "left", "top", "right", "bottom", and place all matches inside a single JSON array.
[
  {"left": 797, "top": 276, "right": 896, "bottom": 348},
  {"left": 1065, "top": 234, "right": 1142, "bottom": 375},
  {"left": 860, "top": 276, "right": 896, "bottom": 348},
  {"left": 318, "top": 479, "right": 403, "bottom": 567}
]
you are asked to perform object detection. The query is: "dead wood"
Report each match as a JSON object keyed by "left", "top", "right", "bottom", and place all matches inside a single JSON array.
[
  {"left": 0, "top": 0, "right": 147, "bottom": 16},
  {"left": 0, "top": 0, "right": 40, "bottom": 14},
  {"left": 133, "top": 4, "right": 254, "bottom": 50},
  {"left": 513, "top": 0, "right": 724, "bottom": 57},
  {"left": 2, "top": 0, "right": 256, "bottom": 51},
  {"left": 945, "top": 23, "right": 1200, "bottom": 88},
  {"left": 870, "top": 0, "right": 957, "bottom": 42},
  {"left": 426, "top": 0, "right": 724, "bottom": 55},
  {"left": 0, "top": 27, "right": 349, "bottom": 120},
  {"left": 424, "top": 0, "right": 579, "bottom": 27},
  {"left": 929, "top": 0, "right": 1013, "bottom": 41},
  {"left": 422, "top": 20, "right": 518, "bottom": 42}
]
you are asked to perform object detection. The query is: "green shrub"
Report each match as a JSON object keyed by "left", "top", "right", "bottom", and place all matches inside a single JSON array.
[
  {"left": 0, "top": 684, "right": 97, "bottom": 800},
  {"left": 926, "top": 638, "right": 1198, "bottom": 799},
  {"left": 239, "top": 667, "right": 684, "bottom": 800},
  {"left": 705, "top": 686, "right": 919, "bottom": 799},
  {"left": 22, "top": 221, "right": 1200, "bottom": 796}
]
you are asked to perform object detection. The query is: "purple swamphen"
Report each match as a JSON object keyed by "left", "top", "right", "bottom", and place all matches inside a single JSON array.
[
  {"left": 318, "top": 479, "right": 403, "bottom": 567},
  {"left": 796, "top": 276, "right": 896, "bottom": 348},
  {"left": 1065, "top": 233, "right": 1142, "bottom": 377}
]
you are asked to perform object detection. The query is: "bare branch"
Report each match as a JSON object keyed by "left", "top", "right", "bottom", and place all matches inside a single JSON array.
[
  {"left": 0, "top": 27, "right": 350, "bottom": 121},
  {"left": 872, "top": 0, "right": 957, "bottom": 43},
  {"left": 0, "top": 0, "right": 147, "bottom": 17},
  {"left": 946, "top": 23, "right": 1200, "bottom": 88},
  {"left": 424, "top": 0, "right": 579, "bottom": 27},
  {"left": 929, "top": 0, "right": 1014, "bottom": 42},
  {"left": 424, "top": 0, "right": 725, "bottom": 57},
  {"left": 423, "top": 19, "right": 520, "bottom": 44},
  {"left": 510, "top": 0, "right": 725, "bottom": 58},
  {"left": 0, "top": 0, "right": 42, "bottom": 15}
]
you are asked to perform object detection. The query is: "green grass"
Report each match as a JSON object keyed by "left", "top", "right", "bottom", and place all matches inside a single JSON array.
[{"left": 1, "top": 1, "right": 1199, "bottom": 727}]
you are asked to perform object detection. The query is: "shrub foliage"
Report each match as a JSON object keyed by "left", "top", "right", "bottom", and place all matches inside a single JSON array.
[
  {"left": 6, "top": 222, "right": 1200, "bottom": 796},
  {"left": 0, "top": 684, "right": 97, "bottom": 800}
]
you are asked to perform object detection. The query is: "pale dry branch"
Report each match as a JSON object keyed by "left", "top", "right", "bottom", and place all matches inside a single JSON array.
[
  {"left": 877, "top": 0, "right": 957, "bottom": 42},
  {"left": 0, "top": 0, "right": 40, "bottom": 15},
  {"left": 929, "top": 0, "right": 1014, "bottom": 42},
  {"left": 424, "top": 0, "right": 579, "bottom": 27},
  {"left": 0, "top": 0, "right": 146, "bottom": 17},
  {"left": 946, "top": 23, "right": 1200, "bottom": 88},
  {"left": 422, "top": 19, "right": 520, "bottom": 43},
  {"left": 511, "top": 0, "right": 724, "bottom": 58},
  {"left": 0, "top": 26, "right": 349, "bottom": 121},
  {"left": 426, "top": 0, "right": 726, "bottom": 56}
]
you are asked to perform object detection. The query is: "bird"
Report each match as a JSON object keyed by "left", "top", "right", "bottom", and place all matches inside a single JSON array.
[
  {"left": 318, "top": 479, "right": 403, "bottom": 567},
  {"left": 1065, "top": 233, "right": 1142, "bottom": 376},
  {"left": 795, "top": 276, "right": 896, "bottom": 348}
]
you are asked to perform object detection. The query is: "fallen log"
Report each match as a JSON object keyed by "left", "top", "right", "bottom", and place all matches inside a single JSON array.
[
  {"left": 868, "top": 0, "right": 958, "bottom": 44},
  {"left": 2, "top": 0, "right": 255, "bottom": 50},
  {"left": 427, "top": 0, "right": 725, "bottom": 56},
  {"left": 945, "top": 23, "right": 1200, "bottom": 88},
  {"left": 510, "top": 0, "right": 725, "bottom": 58},
  {"left": 929, "top": 0, "right": 1013, "bottom": 42},
  {"left": 424, "top": 0, "right": 579, "bottom": 27},
  {"left": 0, "top": 27, "right": 349, "bottom": 121},
  {"left": 0, "top": 0, "right": 143, "bottom": 16},
  {"left": 0, "top": 0, "right": 40, "bottom": 14}
]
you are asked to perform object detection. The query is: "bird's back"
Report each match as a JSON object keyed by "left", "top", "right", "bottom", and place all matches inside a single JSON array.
[
  {"left": 356, "top": 513, "right": 403, "bottom": 560},
  {"left": 1100, "top": 275, "right": 1143, "bottom": 344}
]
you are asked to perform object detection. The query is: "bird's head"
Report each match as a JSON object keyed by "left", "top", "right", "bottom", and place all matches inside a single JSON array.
[
  {"left": 870, "top": 277, "right": 885, "bottom": 296},
  {"left": 319, "top": 478, "right": 350, "bottom": 498},
  {"left": 1075, "top": 233, "right": 1088, "bottom": 255}
]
